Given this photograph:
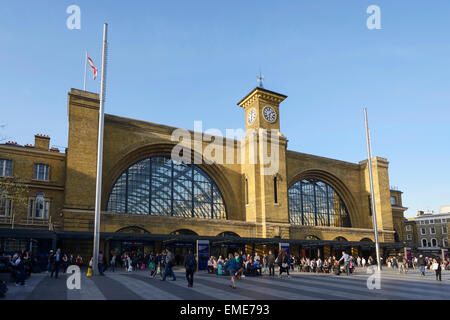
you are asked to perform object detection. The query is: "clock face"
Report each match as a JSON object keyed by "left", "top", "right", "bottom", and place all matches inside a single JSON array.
[
  {"left": 263, "top": 106, "right": 277, "bottom": 123},
  {"left": 247, "top": 108, "right": 256, "bottom": 125}
]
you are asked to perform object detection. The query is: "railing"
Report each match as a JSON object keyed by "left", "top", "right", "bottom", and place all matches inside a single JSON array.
[{"left": 0, "top": 214, "right": 58, "bottom": 230}]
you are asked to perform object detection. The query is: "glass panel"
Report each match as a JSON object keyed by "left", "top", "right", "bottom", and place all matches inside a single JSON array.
[
  {"left": 288, "top": 178, "right": 351, "bottom": 227},
  {"left": 35, "top": 192, "right": 44, "bottom": 218},
  {"left": 151, "top": 157, "right": 172, "bottom": 216},
  {"left": 107, "top": 170, "right": 127, "bottom": 213},
  {"left": 0, "top": 198, "right": 5, "bottom": 216},
  {"left": 0, "top": 160, "right": 12, "bottom": 177},
  {"left": 107, "top": 156, "right": 226, "bottom": 220},
  {"left": 29, "top": 200, "right": 34, "bottom": 218},
  {"left": 45, "top": 201, "right": 50, "bottom": 219},
  {"left": 6, "top": 160, "right": 12, "bottom": 176},
  {"left": 127, "top": 159, "right": 150, "bottom": 214}
]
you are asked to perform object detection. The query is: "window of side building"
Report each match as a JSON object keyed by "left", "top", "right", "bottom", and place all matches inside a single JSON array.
[
  {"left": 420, "top": 228, "right": 426, "bottom": 235},
  {"left": 34, "top": 163, "right": 49, "bottom": 181},
  {"left": 421, "top": 238, "right": 428, "bottom": 247},
  {"left": 405, "top": 225, "right": 411, "bottom": 231},
  {"left": 390, "top": 196, "right": 396, "bottom": 205},
  {"left": 442, "top": 225, "right": 448, "bottom": 234},
  {"left": 406, "top": 234, "right": 412, "bottom": 241},
  {"left": 431, "top": 238, "right": 438, "bottom": 247},
  {"left": 430, "top": 227, "right": 436, "bottom": 234},
  {"left": 0, "top": 198, "right": 12, "bottom": 217},
  {"left": 28, "top": 192, "right": 50, "bottom": 219},
  {"left": 0, "top": 159, "right": 12, "bottom": 177}
]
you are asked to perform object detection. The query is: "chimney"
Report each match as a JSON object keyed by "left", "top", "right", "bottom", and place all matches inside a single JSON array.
[
  {"left": 34, "top": 134, "right": 50, "bottom": 151},
  {"left": 417, "top": 210, "right": 424, "bottom": 216}
]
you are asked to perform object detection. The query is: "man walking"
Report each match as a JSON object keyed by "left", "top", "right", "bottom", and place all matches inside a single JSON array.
[
  {"left": 338, "top": 250, "right": 351, "bottom": 276},
  {"left": 51, "top": 248, "right": 61, "bottom": 279},
  {"left": 184, "top": 249, "right": 196, "bottom": 287},
  {"left": 161, "top": 248, "right": 176, "bottom": 281},
  {"left": 418, "top": 254, "right": 426, "bottom": 277},
  {"left": 98, "top": 251, "right": 105, "bottom": 275},
  {"left": 267, "top": 250, "right": 275, "bottom": 277}
]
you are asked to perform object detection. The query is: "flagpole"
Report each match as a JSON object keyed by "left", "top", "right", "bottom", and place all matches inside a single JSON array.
[
  {"left": 92, "top": 23, "right": 108, "bottom": 275},
  {"left": 364, "top": 108, "right": 381, "bottom": 272},
  {"left": 83, "top": 51, "right": 88, "bottom": 91}
]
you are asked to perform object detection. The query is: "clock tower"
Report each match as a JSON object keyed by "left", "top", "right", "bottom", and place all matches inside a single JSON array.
[
  {"left": 237, "top": 87, "right": 290, "bottom": 238},
  {"left": 237, "top": 87, "right": 286, "bottom": 131}
]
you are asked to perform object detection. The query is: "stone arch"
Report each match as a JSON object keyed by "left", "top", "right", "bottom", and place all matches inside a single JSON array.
[
  {"left": 102, "top": 142, "right": 238, "bottom": 220},
  {"left": 170, "top": 229, "right": 198, "bottom": 236},
  {"left": 288, "top": 169, "right": 360, "bottom": 228},
  {"left": 116, "top": 226, "right": 150, "bottom": 234},
  {"left": 360, "top": 237, "right": 373, "bottom": 242},
  {"left": 305, "top": 235, "right": 321, "bottom": 240},
  {"left": 217, "top": 231, "right": 240, "bottom": 238},
  {"left": 333, "top": 236, "right": 348, "bottom": 242}
]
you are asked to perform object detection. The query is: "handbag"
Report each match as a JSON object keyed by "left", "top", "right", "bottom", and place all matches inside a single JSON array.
[
  {"left": 432, "top": 263, "right": 439, "bottom": 271},
  {"left": 282, "top": 263, "right": 288, "bottom": 268}
]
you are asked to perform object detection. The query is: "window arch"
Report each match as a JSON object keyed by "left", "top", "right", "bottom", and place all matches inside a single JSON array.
[
  {"left": 217, "top": 231, "right": 240, "bottom": 238},
  {"left": 431, "top": 238, "right": 438, "bottom": 247},
  {"left": 170, "top": 229, "right": 198, "bottom": 236},
  {"left": 288, "top": 178, "right": 351, "bottom": 227},
  {"left": 421, "top": 238, "right": 428, "bottom": 247},
  {"left": 107, "top": 156, "right": 226, "bottom": 219}
]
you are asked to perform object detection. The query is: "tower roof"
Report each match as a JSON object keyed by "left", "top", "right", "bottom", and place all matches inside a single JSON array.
[{"left": 237, "top": 87, "right": 287, "bottom": 108}]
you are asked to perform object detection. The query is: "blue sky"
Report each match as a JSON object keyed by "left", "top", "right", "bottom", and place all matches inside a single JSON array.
[{"left": 1, "top": 0, "right": 449, "bottom": 218}]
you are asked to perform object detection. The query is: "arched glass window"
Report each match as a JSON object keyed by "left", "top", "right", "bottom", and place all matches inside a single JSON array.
[
  {"left": 289, "top": 178, "right": 351, "bottom": 227},
  {"left": 107, "top": 156, "right": 226, "bottom": 219}
]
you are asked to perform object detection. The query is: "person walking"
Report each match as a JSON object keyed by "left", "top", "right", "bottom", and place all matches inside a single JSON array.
[
  {"left": 398, "top": 254, "right": 406, "bottom": 274},
  {"left": 277, "top": 251, "right": 290, "bottom": 278},
  {"left": 47, "top": 250, "right": 54, "bottom": 274},
  {"left": 161, "top": 248, "right": 176, "bottom": 281},
  {"left": 224, "top": 253, "right": 238, "bottom": 289},
  {"left": 148, "top": 252, "right": 157, "bottom": 278},
  {"left": 50, "top": 249, "right": 61, "bottom": 279},
  {"left": 110, "top": 254, "right": 116, "bottom": 272},
  {"left": 184, "top": 249, "right": 196, "bottom": 288},
  {"left": 433, "top": 257, "right": 442, "bottom": 281},
  {"left": 12, "top": 253, "right": 26, "bottom": 286},
  {"left": 267, "top": 250, "right": 275, "bottom": 277},
  {"left": 418, "top": 254, "right": 426, "bottom": 277},
  {"left": 98, "top": 251, "right": 105, "bottom": 275},
  {"left": 338, "top": 251, "right": 351, "bottom": 276}
]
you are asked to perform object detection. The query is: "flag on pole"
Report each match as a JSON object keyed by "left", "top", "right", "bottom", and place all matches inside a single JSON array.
[{"left": 87, "top": 56, "right": 98, "bottom": 80}]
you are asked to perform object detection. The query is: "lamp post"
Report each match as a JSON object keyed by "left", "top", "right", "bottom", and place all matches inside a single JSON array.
[
  {"left": 92, "top": 23, "right": 108, "bottom": 275},
  {"left": 364, "top": 108, "right": 381, "bottom": 272}
]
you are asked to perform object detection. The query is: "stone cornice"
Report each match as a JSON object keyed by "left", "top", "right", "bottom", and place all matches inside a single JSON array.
[
  {"left": 237, "top": 88, "right": 287, "bottom": 109},
  {"left": 0, "top": 144, "right": 66, "bottom": 159}
]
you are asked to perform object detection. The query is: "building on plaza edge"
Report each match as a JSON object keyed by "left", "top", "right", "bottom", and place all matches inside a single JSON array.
[
  {"left": 403, "top": 208, "right": 450, "bottom": 255},
  {"left": 0, "top": 87, "right": 410, "bottom": 262}
]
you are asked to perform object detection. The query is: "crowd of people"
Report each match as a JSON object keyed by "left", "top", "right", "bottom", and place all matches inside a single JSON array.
[{"left": 1, "top": 246, "right": 449, "bottom": 294}]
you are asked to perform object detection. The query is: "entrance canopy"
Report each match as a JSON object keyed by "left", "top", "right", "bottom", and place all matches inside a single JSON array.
[{"left": 0, "top": 228, "right": 415, "bottom": 251}]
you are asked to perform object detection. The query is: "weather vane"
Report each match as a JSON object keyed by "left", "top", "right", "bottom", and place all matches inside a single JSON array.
[{"left": 257, "top": 71, "right": 264, "bottom": 88}]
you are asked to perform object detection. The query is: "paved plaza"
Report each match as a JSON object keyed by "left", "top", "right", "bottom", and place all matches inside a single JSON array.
[{"left": 3, "top": 267, "right": 450, "bottom": 300}]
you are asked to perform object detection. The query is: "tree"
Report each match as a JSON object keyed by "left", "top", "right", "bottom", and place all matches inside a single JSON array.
[{"left": 0, "top": 176, "right": 30, "bottom": 216}]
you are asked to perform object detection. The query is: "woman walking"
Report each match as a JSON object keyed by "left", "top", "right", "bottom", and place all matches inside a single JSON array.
[
  {"left": 224, "top": 253, "right": 238, "bottom": 289},
  {"left": 149, "top": 252, "right": 157, "bottom": 278},
  {"left": 278, "top": 251, "right": 290, "bottom": 278},
  {"left": 433, "top": 257, "right": 442, "bottom": 281}
]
